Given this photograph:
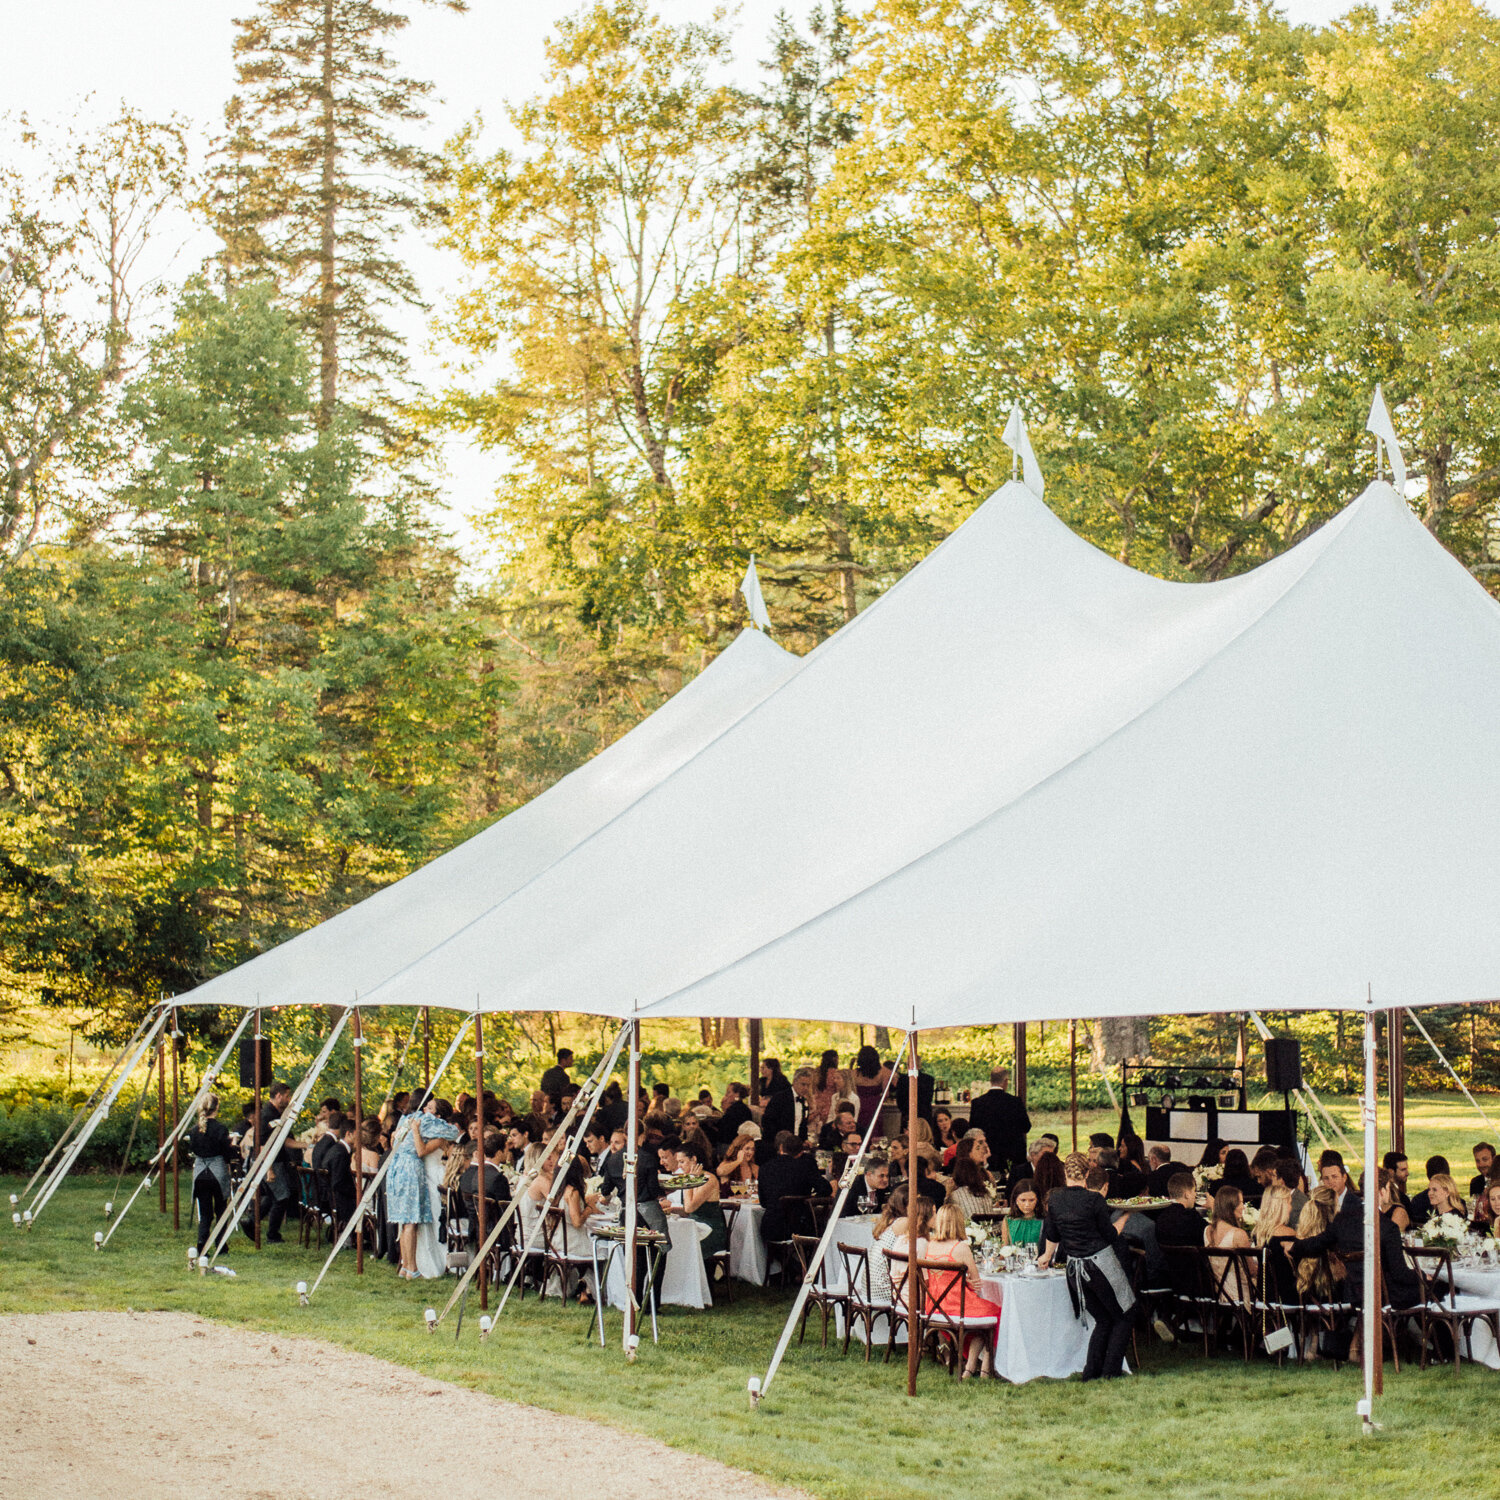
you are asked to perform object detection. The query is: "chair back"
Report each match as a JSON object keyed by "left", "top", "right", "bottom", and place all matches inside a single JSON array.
[
  {"left": 1161, "top": 1244, "right": 1212, "bottom": 1300},
  {"left": 917, "top": 1255, "right": 984, "bottom": 1326},
  {"left": 884, "top": 1246, "right": 916, "bottom": 1313},
  {"left": 838, "top": 1241, "right": 876, "bottom": 1305},
  {"left": 1407, "top": 1245, "right": 1457, "bottom": 1310},
  {"left": 1205, "top": 1244, "right": 1258, "bottom": 1306},
  {"left": 791, "top": 1233, "right": 835, "bottom": 1290}
]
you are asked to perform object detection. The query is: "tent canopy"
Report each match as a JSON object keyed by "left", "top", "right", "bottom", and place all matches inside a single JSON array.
[{"left": 182, "top": 628, "right": 800, "bottom": 1013}]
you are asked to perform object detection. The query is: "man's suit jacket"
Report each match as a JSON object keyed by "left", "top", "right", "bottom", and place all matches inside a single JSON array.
[
  {"left": 325, "top": 1141, "right": 357, "bottom": 1222},
  {"left": 758, "top": 1152, "right": 831, "bottom": 1243},
  {"left": 716, "top": 1099, "right": 752, "bottom": 1145},
  {"left": 896, "top": 1071, "right": 936, "bottom": 1132},
  {"left": 757, "top": 1090, "right": 807, "bottom": 1164},
  {"left": 1147, "top": 1160, "right": 1189, "bottom": 1197},
  {"left": 967, "top": 1088, "right": 1031, "bottom": 1165},
  {"left": 311, "top": 1131, "right": 342, "bottom": 1174}
]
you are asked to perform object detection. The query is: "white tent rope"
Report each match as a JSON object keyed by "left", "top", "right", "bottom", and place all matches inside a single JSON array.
[
  {"left": 759, "top": 1031, "right": 911, "bottom": 1400},
  {"left": 100, "top": 1010, "right": 255, "bottom": 1248},
  {"left": 207, "top": 1009, "right": 352, "bottom": 1262},
  {"left": 307, "top": 1015, "right": 470, "bottom": 1301},
  {"left": 28, "top": 1007, "right": 171, "bottom": 1223},
  {"left": 380, "top": 1010, "right": 424, "bottom": 1109},
  {"left": 1244, "top": 1011, "right": 1350, "bottom": 1149},
  {"left": 21, "top": 1007, "right": 161, "bottom": 1200},
  {"left": 1406, "top": 1007, "right": 1498, "bottom": 1135},
  {"left": 475, "top": 1022, "right": 631, "bottom": 1329},
  {"left": 444, "top": 1021, "right": 630, "bottom": 1329}
]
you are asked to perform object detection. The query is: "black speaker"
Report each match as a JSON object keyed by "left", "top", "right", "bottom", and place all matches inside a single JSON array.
[
  {"left": 1265, "top": 1037, "right": 1302, "bottom": 1093},
  {"left": 239, "top": 1036, "right": 272, "bottom": 1088}
]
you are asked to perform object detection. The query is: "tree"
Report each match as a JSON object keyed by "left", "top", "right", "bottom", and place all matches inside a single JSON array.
[
  {"left": 214, "top": 0, "right": 467, "bottom": 434},
  {"left": 0, "top": 111, "right": 189, "bottom": 571}
]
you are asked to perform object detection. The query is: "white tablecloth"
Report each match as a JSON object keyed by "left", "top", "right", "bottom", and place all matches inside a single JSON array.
[
  {"left": 601, "top": 1213, "right": 711, "bottom": 1310},
  {"left": 978, "top": 1269, "right": 1097, "bottom": 1384},
  {"left": 1451, "top": 1264, "right": 1500, "bottom": 1369},
  {"left": 826, "top": 1217, "right": 907, "bottom": 1346},
  {"left": 727, "top": 1199, "right": 766, "bottom": 1285}
]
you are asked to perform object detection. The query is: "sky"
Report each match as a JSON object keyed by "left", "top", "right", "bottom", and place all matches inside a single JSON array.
[{"left": 3, "top": 0, "right": 1373, "bottom": 554}]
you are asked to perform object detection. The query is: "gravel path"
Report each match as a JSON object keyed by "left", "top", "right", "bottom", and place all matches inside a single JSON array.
[{"left": 0, "top": 1311, "right": 810, "bottom": 1500}]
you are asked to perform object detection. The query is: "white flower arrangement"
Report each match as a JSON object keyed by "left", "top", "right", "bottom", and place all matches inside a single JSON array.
[
  {"left": 1420, "top": 1211, "right": 1471, "bottom": 1249},
  {"left": 965, "top": 1222, "right": 989, "bottom": 1248},
  {"left": 584, "top": 1175, "right": 604, "bottom": 1196},
  {"left": 1194, "top": 1164, "right": 1223, "bottom": 1190},
  {"left": 1240, "top": 1204, "right": 1260, "bottom": 1230}
]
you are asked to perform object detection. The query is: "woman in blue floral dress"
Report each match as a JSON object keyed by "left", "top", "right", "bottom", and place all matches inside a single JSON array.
[{"left": 386, "top": 1093, "right": 462, "bottom": 1279}]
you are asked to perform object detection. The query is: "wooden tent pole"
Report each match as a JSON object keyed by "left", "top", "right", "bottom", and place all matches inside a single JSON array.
[
  {"left": 1386, "top": 1007, "right": 1405, "bottom": 1155},
  {"left": 353, "top": 1007, "right": 364, "bottom": 1276},
  {"left": 1012, "top": 1022, "right": 1027, "bottom": 1109},
  {"left": 253, "top": 1008, "right": 263, "bottom": 1249},
  {"left": 423, "top": 1007, "right": 431, "bottom": 1089},
  {"left": 171, "top": 1007, "right": 180, "bottom": 1231},
  {"left": 157, "top": 1027, "right": 167, "bottom": 1214},
  {"left": 475, "top": 1007, "right": 487, "bottom": 1310},
  {"left": 1069, "top": 1019, "right": 1079, "bottom": 1153},
  {"left": 906, "top": 1026, "right": 922, "bottom": 1398},
  {"left": 749, "top": 1018, "right": 761, "bottom": 1109}
]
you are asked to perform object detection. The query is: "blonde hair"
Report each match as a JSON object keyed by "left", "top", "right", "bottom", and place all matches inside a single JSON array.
[
  {"left": 197, "top": 1091, "right": 220, "bottom": 1133},
  {"left": 930, "top": 1203, "right": 967, "bottom": 1242},
  {"left": 1063, "top": 1151, "right": 1090, "bottom": 1181},
  {"left": 1428, "top": 1172, "right": 1465, "bottom": 1212},
  {"left": 911, "top": 1118, "right": 935, "bottom": 1148},
  {"left": 1252, "top": 1182, "right": 1292, "bottom": 1246}
]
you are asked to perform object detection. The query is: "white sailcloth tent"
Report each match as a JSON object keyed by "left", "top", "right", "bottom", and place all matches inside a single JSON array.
[
  {"left": 181, "top": 627, "right": 800, "bottom": 1014},
  {"left": 345, "top": 454, "right": 1500, "bottom": 1031}
]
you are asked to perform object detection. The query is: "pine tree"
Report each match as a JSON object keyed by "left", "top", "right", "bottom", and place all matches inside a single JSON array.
[{"left": 213, "top": 0, "right": 466, "bottom": 434}]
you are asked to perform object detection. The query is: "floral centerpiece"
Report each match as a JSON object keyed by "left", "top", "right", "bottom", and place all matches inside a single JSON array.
[
  {"left": 1419, "top": 1211, "right": 1472, "bottom": 1249},
  {"left": 1240, "top": 1203, "right": 1260, "bottom": 1232},
  {"left": 1194, "top": 1163, "right": 1223, "bottom": 1191}
]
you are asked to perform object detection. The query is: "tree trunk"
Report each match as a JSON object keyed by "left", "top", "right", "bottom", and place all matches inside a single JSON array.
[
  {"left": 317, "top": 0, "right": 338, "bottom": 430},
  {"left": 1096, "top": 1015, "right": 1151, "bottom": 1066}
]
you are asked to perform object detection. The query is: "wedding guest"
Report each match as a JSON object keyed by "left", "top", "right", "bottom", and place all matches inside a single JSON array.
[
  {"left": 459, "top": 1128, "right": 512, "bottom": 1215},
  {"left": 923, "top": 1203, "right": 1003, "bottom": 1377},
  {"left": 326, "top": 1116, "right": 358, "bottom": 1225},
  {"left": 311, "top": 1111, "right": 346, "bottom": 1173},
  {"left": 889, "top": 1135, "right": 947, "bottom": 1207},
  {"left": 1376, "top": 1170, "right": 1421, "bottom": 1309},
  {"left": 760, "top": 1058, "right": 791, "bottom": 1102},
  {"left": 1198, "top": 1138, "right": 1227, "bottom": 1170},
  {"left": 948, "top": 1142, "right": 997, "bottom": 1218},
  {"left": 1111, "top": 1135, "right": 1149, "bottom": 1198},
  {"left": 760, "top": 1067, "right": 813, "bottom": 1161},
  {"left": 1030, "top": 1149, "right": 1066, "bottom": 1211},
  {"left": 1292, "top": 1186, "right": 1341, "bottom": 1300},
  {"left": 1471, "top": 1142, "right": 1497, "bottom": 1199},
  {"left": 1205, "top": 1185, "right": 1255, "bottom": 1304},
  {"left": 357, "top": 1118, "right": 382, "bottom": 1177},
  {"left": 187, "top": 1092, "right": 232, "bottom": 1256},
  {"left": 819, "top": 1103, "right": 860, "bottom": 1152},
  {"left": 540, "top": 1049, "right": 574, "bottom": 1109},
  {"left": 594, "top": 1081, "right": 628, "bottom": 1137},
  {"left": 1002, "top": 1181, "right": 1043, "bottom": 1248},
  {"left": 759, "top": 1132, "right": 832, "bottom": 1246},
  {"left": 809, "top": 1049, "right": 843, "bottom": 1138},
  {"left": 1155, "top": 1172, "right": 1204, "bottom": 1251},
  {"left": 662, "top": 1139, "right": 728, "bottom": 1273},
  {"left": 844, "top": 1155, "right": 891, "bottom": 1216},
  {"left": 1253, "top": 1182, "right": 1298, "bottom": 1245},
  {"left": 1425, "top": 1171, "right": 1468, "bottom": 1221},
  {"left": 1219, "top": 1148, "right": 1257, "bottom": 1200},
  {"left": 715, "top": 1082, "right": 753, "bottom": 1146},
  {"left": 1475, "top": 1180, "right": 1500, "bottom": 1235},
  {"left": 1289, "top": 1162, "right": 1363, "bottom": 1297},
  {"left": 870, "top": 1184, "right": 932, "bottom": 1309},
  {"left": 717, "top": 1127, "right": 759, "bottom": 1186},
  {"left": 934, "top": 1106, "right": 957, "bottom": 1156},
  {"left": 1409, "top": 1155, "right": 1451, "bottom": 1227},
  {"left": 967, "top": 1067, "right": 1030, "bottom": 1174},
  {"left": 852, "top": 1046, "right": 893, "bottom": 1134},
  {"left": 1086, "top": 1132, "right": 1113, "bottom": 1165},
  {"left": 1037, "top": 1153, "right": 1133, "bottom": 1381},
  {"left": 386, "top": 1092, "right": 461, "bottom": 1279},
  {"left": 1274, "top": 1158, "right": 1309, "bottom": 1225},
  {"left": 1382, "top": 1151, "right": 1412, "bottom": 1212},
  {"left": 1145, "top": 1145, "right": 1185, "bottom": 1197}
]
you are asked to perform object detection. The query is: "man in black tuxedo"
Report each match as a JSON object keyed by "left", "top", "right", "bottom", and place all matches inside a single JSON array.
[
  {"left": 458, "top": 1127, "right": 512, "bottom": 1236},
  {"left": 1288, "top": 1160, "right": 1364, "bottom": 1283},
  {"left": 758, "top": 1132, "right": 831, "bottom": 1245},
  {"left": 1145, "top": 1145, "right": 1187, "bottom": 1197},
  {"left": 1471, "top": 1142, "right": 1496, "bottom": 1199},
  {"left": 1154, "top": 1172, "right": 1206, "bottom": 1297},
  {"left": 715, "top": 1083, "right": 752, "bottom": 1146},
  {"left": 967, "top": 1067, "right": 1031, "bottom": 1174},
  {"left": 311, "top": 1113, "right": 346, "bottom": 1174},
  {"left": 758, "top": 1068, "right": 813, "bottom": 1165},
  {"left": 820, "top": 1103, "right": 860, "bottom": 1152},
  {"left": 325, "top": 1118, "right": 359, "bottom": 1226},
  {"left": 539, "top": 1049, "right": 574, "bottom": 1110},
  {"left": 582, "top": 1124, "right": 612, "bottom": 1176}
]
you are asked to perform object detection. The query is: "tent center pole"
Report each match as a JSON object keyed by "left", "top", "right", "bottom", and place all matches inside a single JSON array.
[
  {"left": 906, "top": 1025, "right": 921, "bottom": 1398},
  {"left": 353, "top": 1007, "right": 364, "bottom": 1276}
]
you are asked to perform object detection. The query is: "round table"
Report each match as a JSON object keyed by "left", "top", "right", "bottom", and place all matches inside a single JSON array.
[
  {"left": 725, "top": 1196, "right": 767, "bottom": 1285},
  {"left": 976, "top": 1267, "right": 1101, "bottom": 1383},
  {"left": 1450, "top": 1263, "right": 1500, "bottom": 1369}
]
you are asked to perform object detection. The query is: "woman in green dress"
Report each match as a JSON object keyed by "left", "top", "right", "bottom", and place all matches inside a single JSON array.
[
  {"left": 664, "top": 1139, "right": 729, "bottom": 1266},
  {"left": 1003, "top": 1180, "right": 1044, "bottom": 1248}
]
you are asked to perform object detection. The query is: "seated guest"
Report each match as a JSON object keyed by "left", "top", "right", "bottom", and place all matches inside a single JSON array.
[
  {"left": 923, "top": 1203, "right": 1003, "bottom": 1377},
  {"left": 678, "top": 1117, "right": 719, "bottom": 1171},
  {"left": 1293, "top": 1186, "right": 1341, "bottom": 1300},
  {"left": 581, "top": 1124, "right": 611, "bottom": 1175},
  {"left": 459, "top": 1127, "right": 512, "bottom": 1218},
  {"left": 312, "top": 1112, "right": 347, "bottom": 1173},
  {"left": 1274, "top": 1158, "right": 1308, "bottom": 1225},
  {"left": 1408, "top": 1155, "right": 1451, "bottom": 1227},
  {"left": 691, "top": 1088, "right": 719, "bottom": 1122},
  {"left": 1205, "top": 1185, "right": 1256, "bottom": 1304},
  {"left": 715, "top": 1082, "right": 753, "bottom": 1146},
  {"left": 1030, "top": 1150, "right": 1066, "bottom": 1213},
  {"left": 1219, "top": 1148, "right": 1257, "bottom": 1201},
  {"left": 869, "top": 1185, "right": 933, "bottom": 1310},
  {"left": 889, "top": 1136, "right": 947, "bottom": 1207},
  {"left": 1087, "top": 1132, "right": 1114, "bottom": 1165},
  {"left": 1382, "top": 1150, "right": 1411, "bottom": 1212},
  {"left": 758, "top": 1131, "right": 832, "bottom": 1246},
  {"left": 1471, "top": 1142, "right": 1497, "bottom": 1199},
  {"left": 1425, "top": 1170, "right": 1468, "bottom": 1223},
  {"left": 1111, "top": 1135, "right": 1149, "bottom": 1198},
  {"left": 1008, "top": 1140, "right": 1049, "bottom": 1197},
  {"left": 1475, "top": 1179, "right": 1500, "bottom": 1236},
  {"left": 947, "top": 1139, "right": 997, "bottom": 1218},
  {"left": 1376, "top": 1169, "right": 1421, "bottom": 1309},
  {"left": 819, "top": 1102, "right": 860, "bottom": 1152},
  {"left": 1248, "top": 1146, "right": 1281, "bottom": 1203},
  {"left": 324, "top": 1117, "right": 359, "bottom": 1225},
  {"left": 661, "top": 1138, "right": 728, "bottom": 1273},
  {"left": 845, "top": 1155, "right": 891, "bottom": 1216},
  {"left": 1145, "top": 1145, "right": 1186, "bottom": 1197},
  {"left": 593, "top": 1081, "right": 627, "bottom": 1137},
  {"left": 1002, "top": 1180, "right": 1043, "bottom": 1248},
  {"left": 1037, "top": 1153, "right": 1133, "bottom": 1381},
  {"left": 1288, "top": 1160, "right": 1363, "bottom": 1298},
  {"left": 934, "top": 1106, "right": 956, "bottom": 1156},
  {"left": 1155, "top": 1172, "right": 1206, "bottom": 1296},
  {"left": 1199, "top": 1138, "right": 1228, "bottom": 1170},
  {"left": 717, "top": 1126, "right": 759, "bottom": 1186}
]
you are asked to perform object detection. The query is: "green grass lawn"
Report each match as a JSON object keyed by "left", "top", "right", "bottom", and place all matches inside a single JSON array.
[{"left": 4, "top": 1160, "right": 1497, "bottom": 1500}]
